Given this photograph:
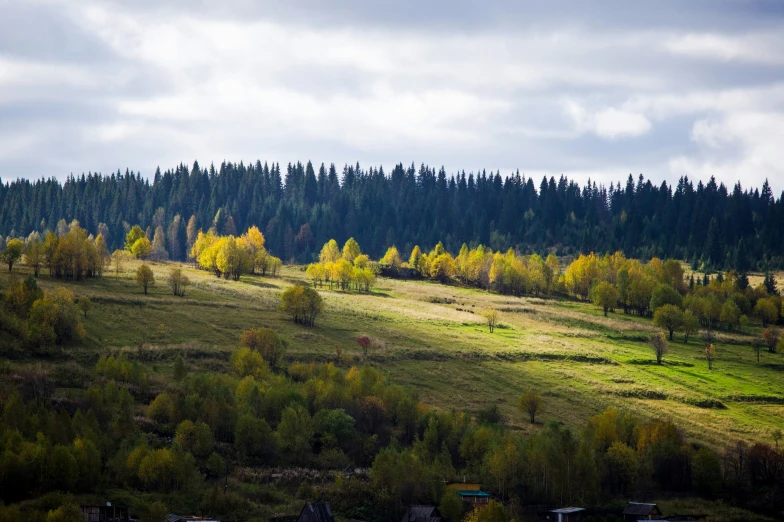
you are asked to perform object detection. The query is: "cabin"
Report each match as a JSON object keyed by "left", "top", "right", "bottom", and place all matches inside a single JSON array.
[
  {"left": 400, "top": 505, "right": 442, "bottom": 522},
  {"left": 622, "top": 503, "right": 662, "bottom": 522},
  {"left": 79, "top": 504, "right": 130, "bottom": 522},
  {"left": 297, "top": 503, "right": 335, "bottom": 522},
  {"left": 550, "top": 507, "right": 585, "bottom": 522},
  {"left": 446, "top": 483, "right": 491, "bottom": 506}
]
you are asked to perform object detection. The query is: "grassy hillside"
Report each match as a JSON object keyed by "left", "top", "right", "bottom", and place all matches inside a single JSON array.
[{"left": 3, "top": 260, "right": 782, "bottom": 450}]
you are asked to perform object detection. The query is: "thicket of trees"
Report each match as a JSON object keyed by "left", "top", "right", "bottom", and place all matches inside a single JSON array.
[
  {"left": 2, "top": 162, "right": 783, "bottom": 269},
  {"left": 190, "top": 225, "right": 281, "bottom": 280},
  {"left": 1, "top": 334, "right": 782, "bottom": 520},
  {"left": 1, "top": 276, "right": 86, "bottom": 348},
  {"left": 306, "top": 239, "right": 377, "bottom": 292}
]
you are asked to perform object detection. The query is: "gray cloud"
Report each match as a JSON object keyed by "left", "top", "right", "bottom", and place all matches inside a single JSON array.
[{"left": 1, "top": 0, "right": 783, "bottom": 193}]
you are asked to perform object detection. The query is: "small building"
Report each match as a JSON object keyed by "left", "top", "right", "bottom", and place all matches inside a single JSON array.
[
  {"left": 550, "top": 507, "right": 585, "bottom": 522},
  {"left": 401, "top": 505, "right": 442, "bottom": 522},
  {"left": 166, "top": 515, "right": 220, "bottom": 522},
  {"left": 623, "top": 503, "right": 663, "bottom": 522},
  {"left": 80, "top": 504, "right": 130, "bottom": 522},
  {"left": 446, "top": 483, "right": 491, "bottom": 506},
  {"left": 297, "top": 503, "right": 335, "bottom": 522}
]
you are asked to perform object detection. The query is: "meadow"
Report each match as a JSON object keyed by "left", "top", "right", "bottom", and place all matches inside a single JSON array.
[{"left": 3, "top": 259, "right": 782, "bottom": 452}]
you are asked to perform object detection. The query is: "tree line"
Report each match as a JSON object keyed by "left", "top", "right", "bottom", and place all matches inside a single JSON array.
[{"left": 1, "top": 161, "right": 783, "bottom": 269}]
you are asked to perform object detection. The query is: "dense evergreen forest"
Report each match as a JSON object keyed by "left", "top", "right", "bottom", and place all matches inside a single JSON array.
[{"left": 1, "top": 161, "right": 782, "bottom": 268}]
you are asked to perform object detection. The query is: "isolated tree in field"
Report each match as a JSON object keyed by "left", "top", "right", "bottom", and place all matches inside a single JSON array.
[
  {"left": 481, "top": 308, "right": 499, "bottom": 332},
  {"left": 136, "top": 264, "right": 155, "bottom": 295},
  {"left": 592, "top": 281, "right": 619, "bottom": 317},
  {"left": 653, "top": 304, "right": 684, "bottom": 340},
  {"left": 167, "top": 267, "right": 190, "bottom": 297},
  {"left": 752, "top": 338, "right": 764, "bottom": 363},
  {"left": 650, "top": 332, "right": 669, "bottom": 364},
  {"left": 518, "top": 391, "right": 542, "bottom": 424},
  {"left": 357, "top": 335, "right": 372, "bottom": 359},
  {"left": 762, "top": 327, "right": 780, "bottom": 353},
  {"left": 280, "top": 285, "right": 323, "bottom": 327},
  {"left": 2, "top": 238, "right": 24, "bottom": 272},
  {"left": 680, "top": 310, "right": 699, "bottom": 343},
  {"left": 704, "top": 343, "right": 716, "bottom": 370},
  {"left": 77, "top": 296, "right": 92, "bottom": 318},
  {"left": 755, "top": 298, "right": 778, "bottom": 327},
  {"left": 773, "top": 429, "right": 782, "bottom": 450}
]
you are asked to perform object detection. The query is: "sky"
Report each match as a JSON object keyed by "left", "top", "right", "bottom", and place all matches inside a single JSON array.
[{"left": 2, "top": 0, "right": 784, "bottom": 192}]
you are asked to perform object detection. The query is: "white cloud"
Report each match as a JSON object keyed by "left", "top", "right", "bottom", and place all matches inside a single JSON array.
[
  {"left": 665, "top": 32, "right": 784, "bottom": 64},
  {"left": 564, "top": 101, "right": 652, "bottom": 139}
]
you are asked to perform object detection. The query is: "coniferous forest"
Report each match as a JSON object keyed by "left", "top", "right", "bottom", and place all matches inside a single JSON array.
[{"left": 0, "top": 160, "right": 780, "bottom": 269}]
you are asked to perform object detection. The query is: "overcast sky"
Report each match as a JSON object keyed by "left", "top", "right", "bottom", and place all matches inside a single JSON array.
[{"left": 2, "top": 0, "right": 784, "bottom": 192}]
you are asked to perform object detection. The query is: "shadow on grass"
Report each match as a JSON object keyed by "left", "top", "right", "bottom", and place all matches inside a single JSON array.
[
  {"left": 244, "top": 279, "right": 278, "bottom": 289},
  {"left": 627, "top": 359, "right": 695, "bottom": 368}
]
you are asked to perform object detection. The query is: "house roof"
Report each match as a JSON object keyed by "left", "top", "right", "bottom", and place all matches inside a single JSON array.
[
  {"left": 454, "top": 491, "right": 491, "bottom": 498},
  {"left": 298, "top": 503, "right": 335, "bottom": 522},
  {"left": 551, "top": 507, "right": 586, "bottom": 514},
  {"left": 623, "top": 503, "right": 661, "bottom": 516},
  {"left": 402, "top": 505, "right": 442, "bottom": 522}
]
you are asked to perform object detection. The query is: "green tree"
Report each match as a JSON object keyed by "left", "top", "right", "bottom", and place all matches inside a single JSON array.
[
  {"left": 605, "top": 441, "right": 638, "bottom": 494},
  {"left": 592, "top": 281, "right": 619, "bottom": 317},
  {"left": 239, "top": 328, "right": 288, "bottom": 367},
  {"left": 77, "top": 295, "right": 92, "bottom": 318},
  {"left": 518, "top": 391, "right": 542, "bottom": 424},
  {"left": 135, "top": 264, "right": 155, "bottom": 295},
  {"left": 692, "top": 447, "right": 722, "bottom": 497},
  {"left": 2, "top": 238, "right": 24, "bottom": 272},
  {"left": 438, "top": 489, "right": 463, "bottom": 522},
  {"left": 174, "top": 420, "right": 214, "bottom": 459},
  {"left": 46, "top": 504, "right": 82, "bottom": 522},
  {"left": 755, "top": 298, "right": 778, "bottom": 327},
  {"left": 145, "top": 500, "right": 168, "bottom": 522},
  {"left": 277, "top": 405, "right": 314, "bottom": 465},
  {"left": 234, "top": 414, "right": 275, "bottom": 462},
  {"left": 681, "top": 309, "right": 699, "bottom": 343},
  {"left": 653, "top": 304, "right": 684, "bottom": 340},
  {"left": 650, "top": 283, "right": 683, "bottom": 312}
]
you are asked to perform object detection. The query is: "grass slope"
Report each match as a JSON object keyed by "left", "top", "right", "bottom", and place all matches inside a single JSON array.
[{"left": 2, "top": 260, "right": 783, "bottom": 450}]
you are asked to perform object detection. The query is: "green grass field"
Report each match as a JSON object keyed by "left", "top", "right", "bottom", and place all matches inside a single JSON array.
[{"left": 3, "top": 260, "right": 782, "bottom": 452}]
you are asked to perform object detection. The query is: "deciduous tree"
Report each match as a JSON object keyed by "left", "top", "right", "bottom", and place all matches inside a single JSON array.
[
  {"left": 518, "top": 391, "right": 542, "bottom": 424},
  {"left": 136, "top": 264, "right": 155, "bottom": 295},
  {"left": 650, "top": 332, "right": 669, "bottom": 364}
]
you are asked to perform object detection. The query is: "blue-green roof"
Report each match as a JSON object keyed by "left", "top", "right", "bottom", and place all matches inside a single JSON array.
[{"left": 455, "top": 491, "right": 490, "bottom": 497}]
